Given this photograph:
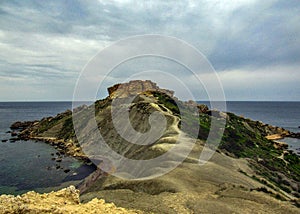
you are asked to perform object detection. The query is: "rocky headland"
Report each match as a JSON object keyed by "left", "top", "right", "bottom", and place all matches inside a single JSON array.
[{"left": 3, "top": 80, "right": 300, "bottom": 213}]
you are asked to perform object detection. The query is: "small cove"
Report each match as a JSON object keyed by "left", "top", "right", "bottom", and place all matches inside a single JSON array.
[{"left": 0, "top": 102, "right": 95, "bottom": 195}]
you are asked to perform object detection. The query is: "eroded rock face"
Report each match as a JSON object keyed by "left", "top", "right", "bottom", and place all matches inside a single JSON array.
[
  {"left": 0, "top": 186, "right": 139, "bottom": 214},
  {"left": 107, "top": 80, "right": 174, "bottom": 98}
]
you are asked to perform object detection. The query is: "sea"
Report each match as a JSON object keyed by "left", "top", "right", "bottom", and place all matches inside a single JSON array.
[
  {"left": 0, "top": 102, "right": 96, "bottom": 195},
  {"left": 0, "top": 101, "right": 299, "bottom": 195}
]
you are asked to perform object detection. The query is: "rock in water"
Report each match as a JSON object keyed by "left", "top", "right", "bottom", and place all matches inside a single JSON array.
[
  {"left": 64, "top": 169, "right": 71, "bottom": 173},
  {"left": 10, "top": 121, "right": 35, "bottom": 130}
]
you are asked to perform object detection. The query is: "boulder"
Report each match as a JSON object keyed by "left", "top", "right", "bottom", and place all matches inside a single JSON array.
[
  {"left": 273, "top": 141, "right": 288, "bottom": 150},
  {"left": 266, "top": 134, "right": 283, "bottom": 140},
  {"left": 197, "top": 104, "right": 209, "bottom": 113},
  {"left": 11, "top": 132, "right": 18, "bottom": 137},
  {"left": 288, "top": 132, "right": 300, "bottom": 139},
  {"left": 64, "top": 169, "right": 70, "bottom": 173}
]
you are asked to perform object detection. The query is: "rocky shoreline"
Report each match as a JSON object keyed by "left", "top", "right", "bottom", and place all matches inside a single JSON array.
[
  {"left": 6, "top": 108, "right": 300, "bottom": 161},
  {"left": 4, "top": 80, "right": 300, "bottom": 163},
  {"left": 7, "top": 118, "right": 89, "bottom": 162}
]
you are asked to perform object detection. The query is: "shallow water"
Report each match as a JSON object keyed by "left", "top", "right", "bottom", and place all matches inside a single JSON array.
[
  {"left": 282, "top": 137, "right": 300, "bottom": 155},
  {"left": 0, "top": 102, "right": 95, "bottom": 195}
]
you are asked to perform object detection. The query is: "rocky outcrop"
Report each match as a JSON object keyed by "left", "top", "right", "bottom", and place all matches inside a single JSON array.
[
  {"left": 289, "top": 132, "right": 300, "bottom": 138},
  {"left": 273, "top": 141, "right": 289, "bottom": 150},
  {"left": 263, "top": 124, "right": 291, "bottom": 137},
  {"left": 266, "top": 134, "right": 284, "bottom": 140},
  {"left": 0, "top": 186, "right": 140, "bottom": 214},
  {"left": 10, "top": 121, "right": 37, "bottom": 130},
  {"left": 107, "top": 80, "right": 174, "bottom": 98},
  {"left": 197, "top": 104, "right": 209, "bottom": 114}
]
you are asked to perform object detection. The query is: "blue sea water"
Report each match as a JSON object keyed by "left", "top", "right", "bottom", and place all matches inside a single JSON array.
[
  {"left": 0, "top": 101, "right": 299, "bottom": 194},
  {"left": 223, "top": 101, "right": 300, "bottom": 133},
  {"left": 0, "top": 102, "right": 95, "bottom": 195},
  {"left": 200, "top": 101, "right": 300, "bottom": 133}
]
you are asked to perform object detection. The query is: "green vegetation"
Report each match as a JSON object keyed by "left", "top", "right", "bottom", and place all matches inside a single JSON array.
[
  {"left": 21, "top": 89, "right": 299, "bottom": 198},
  {"left": 152, "top": 91, "right": 180, "bottom": 115},
  {"left": 57, "top": 116, "right": 75, "bottom": 140},
  {"left": 33, "top": 117, "right": 63, "bottom": 135},
  {"left": 151, "top": 93, "right": 299, "bottom": 197},
  {"left": 195, "top": 109, "right": 300, "bottom": 196}
]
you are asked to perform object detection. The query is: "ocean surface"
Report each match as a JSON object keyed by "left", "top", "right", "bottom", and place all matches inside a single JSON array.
[
  {"left": 0, "top": 102, "right": 95, "bottom": 195},
  {"left": 0, "top": 101, "right": 299, "bottom": 195}
]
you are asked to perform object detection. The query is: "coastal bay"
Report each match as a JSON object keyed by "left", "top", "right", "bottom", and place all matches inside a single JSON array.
[{"left": 0, "top": 102, "right": 95, "bottom": 195}]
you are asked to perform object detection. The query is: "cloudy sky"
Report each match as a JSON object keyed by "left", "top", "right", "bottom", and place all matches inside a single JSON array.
[{"left": 0, "top": 0, "right": 299, "bottom": 101}]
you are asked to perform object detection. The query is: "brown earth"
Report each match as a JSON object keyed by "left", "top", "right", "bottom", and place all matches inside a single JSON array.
[{"left": 80, "top": 141, "right": 300, "bottom": 214}]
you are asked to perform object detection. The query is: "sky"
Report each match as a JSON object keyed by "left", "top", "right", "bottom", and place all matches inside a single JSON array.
[{"left": 0, "top": 0, "right": 299, "bottom": 101}]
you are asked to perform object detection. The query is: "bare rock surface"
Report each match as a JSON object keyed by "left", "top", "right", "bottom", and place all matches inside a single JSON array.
[
  {"left": 0, "top": 186, "right": 140, "bottom": 214},
  {"left": 108, "top": 80, "right": 174, "bottom": 98}
]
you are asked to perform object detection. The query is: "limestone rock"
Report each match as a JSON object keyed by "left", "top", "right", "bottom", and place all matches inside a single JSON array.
[
  {"left": 0, "top": 186, "right": 140, "bottom": 214},
  {"left": 273, "top": 141, "right": 289, "bottom": 150},
  {"left": 107, "top": 80, "right": 174, "bottom": 98},
  {"left": 266, "top": 134, "right": 284, "bottom": 140},
  {"left": 197, "top": 104, "right": 209, "bottom": 113}
]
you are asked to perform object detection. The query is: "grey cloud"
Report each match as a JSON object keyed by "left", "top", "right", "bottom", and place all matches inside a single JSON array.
[
  {"left": 208, "top": 0, "right": 300, "bottom": 70},
  {"left": 0, "top": 0, "right": 299, "bottom": 100}
]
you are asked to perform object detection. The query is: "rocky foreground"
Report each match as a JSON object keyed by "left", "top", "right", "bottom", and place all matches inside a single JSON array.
[
  {"left": 4, "top": 80, "right": 300, "bottom": 213},
  {"left": 0, "top": 186, "right": 140, "bottom": 214}
]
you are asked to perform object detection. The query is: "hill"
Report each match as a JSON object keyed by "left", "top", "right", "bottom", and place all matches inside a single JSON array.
[{"left": 8, "top": 80, "right": 300, "bottom": 213}]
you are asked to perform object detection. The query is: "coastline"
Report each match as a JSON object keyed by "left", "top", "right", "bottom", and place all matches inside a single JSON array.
[
  {"left": 7, "top": 101, "right": 300, "bottom": 162},
  {"left": 1, "top": 91, "right": 299, "bottom": 212}
]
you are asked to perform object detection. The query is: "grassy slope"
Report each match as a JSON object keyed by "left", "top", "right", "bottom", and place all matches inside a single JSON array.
[{"left": 150, "top": 91, "right": 299, "bottom": 198}]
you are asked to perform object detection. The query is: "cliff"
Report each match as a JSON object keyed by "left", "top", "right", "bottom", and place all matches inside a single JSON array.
[{"left": 107, "top": 80, "right": 174, "bottom": 98}]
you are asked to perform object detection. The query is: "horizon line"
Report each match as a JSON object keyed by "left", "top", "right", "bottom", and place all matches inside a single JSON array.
[{"left": 1, "top": 100, "right": 300, "bottom": 102}]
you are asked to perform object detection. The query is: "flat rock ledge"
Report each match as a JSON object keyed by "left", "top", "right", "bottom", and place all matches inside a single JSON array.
[
  {"left": 0, "top": 186, "right": 140, "bottom": 214},
  {"left": 266, "top": 134, "right": 285, "bottom": 140}
]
